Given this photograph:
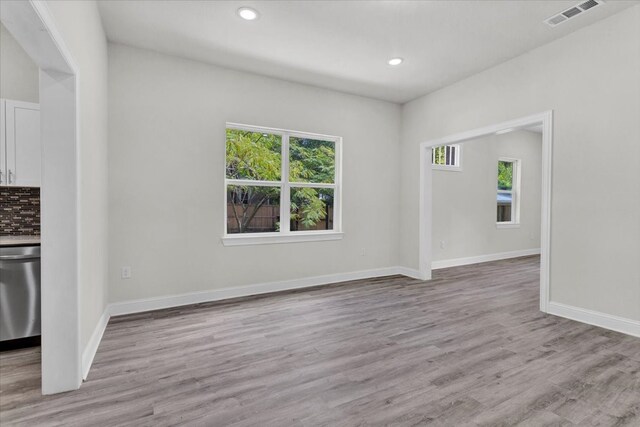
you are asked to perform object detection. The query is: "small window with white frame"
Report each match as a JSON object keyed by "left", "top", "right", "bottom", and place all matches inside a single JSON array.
[
  {"left": 223, "top": 123, "right": 342, "bottom": 245},
  {"left": 432, "top": 144, "right": 461, "bottom": 170},
  {"left": 497, "top": 157, "right": 520, "bottom": 227}
]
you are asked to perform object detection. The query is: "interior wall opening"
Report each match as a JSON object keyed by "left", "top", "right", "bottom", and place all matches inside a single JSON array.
[
  {"left": 430, "top": 127, "right": 543, "bottom": 306},
  {"left": 1, "top": 1, "right": 81, "bottom": 394},
  {"left": 418, "top": 111, "right": 553, "bottom": 312}
]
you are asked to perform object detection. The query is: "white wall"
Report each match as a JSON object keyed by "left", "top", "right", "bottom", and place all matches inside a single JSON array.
[
  {"left": 0, "top": 22, "right": 38, "bottom": 103},
  {"left": 45, "top": 0, "right": 109, "bottom": 351},
  {"left": 433, "top": 130, "right": 541, "bottom": 262},
  {"left": 108, "top": 43, "right": 401, "bottom": 303},
  {"left": 401, "top": 6, "right": 640, "bottom": 321}
]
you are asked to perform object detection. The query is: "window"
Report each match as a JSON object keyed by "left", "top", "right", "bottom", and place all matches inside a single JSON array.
[
  {"left": 432, "top": 144, "right": 461, "bottom": 170},
  {"left": 223, "top": 123, "right": 342, "bottom": 245},
  {"left": 497, "top": 158, "right": 520, "bottom": 227}
]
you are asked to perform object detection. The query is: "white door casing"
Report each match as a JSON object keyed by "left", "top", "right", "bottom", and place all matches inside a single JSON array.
[{"left": 418, "top": 111, "right": 553, "bottom": 313}]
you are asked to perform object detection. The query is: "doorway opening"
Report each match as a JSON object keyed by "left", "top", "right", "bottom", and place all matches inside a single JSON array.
[
  {"left": 418, "top": 111, "right": 553, "bottom": 312},
  {"left": 1, "top": 1, "right": 81, "bottom": 393}
]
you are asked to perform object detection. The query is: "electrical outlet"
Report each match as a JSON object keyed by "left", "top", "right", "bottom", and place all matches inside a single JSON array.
[
  {"left": 440, "top": 240, "right": 446, "bottom": 249},
  {"left": 121, "top": 266, "right": 132, "bottom": 279}
]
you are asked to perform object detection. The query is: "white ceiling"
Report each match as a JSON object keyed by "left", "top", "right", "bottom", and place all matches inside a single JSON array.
[{"left": 97, "top": 0, "right": 639, "bottom": 104}]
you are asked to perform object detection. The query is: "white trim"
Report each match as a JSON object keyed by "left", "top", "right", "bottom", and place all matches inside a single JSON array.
[
  {"left": 81, "top": 308, "right": 110, "bottom": 380},
  {"left": 226, "top": 122, "right": 341, "bottom": 142},
  {"left": 539, "top": 111, "right": 553, "bottom": 313},
  {"left": 30, "top": 1, "right": 79, "bottom": 74},
  {"left": 2, "top": 0, "right": 83, "bottom": 394},
  {"left": 225, "top": 179, "right": 281, "bottom": 187},
  {"left": 419, "top": 111, "right": 553, "bottom": 312},
  {"left": 1, "top": 99, "right": 40, "bottom": 110},
  {"left": 431, "top": 248, "right": 541, "bottom": 270},
  {"left": 431, "top": 164, "right": 463, "bottom": 172},
  {"left": 281, "top": 133, "right": 291, "bottom": 231},
  {"left": 31, "top": 0, "right": 83, "bottom": 394},
  {"left": 222, "top": 231, "right": 344, "bottom": 246},
  {"left": 78, "top": 268, "right": 638, "bottom": 383},
  {"left": 85, "top": 266, "right": 425, "bottom": 378},
  {"left": 224, "top": 123, "right": 342, "bottom": 241},
  {"left": 108, "top": 266, "right": 417, "bottom": 317},
  {"left": 547, "top": 302, "right": 640, "bottom": 338},
  {"left": 496, "top": 223, "right": 521, "bottom": 229},
  {"left": 333, "top": 131, "right": 343, "bottom": 233},
  {"left": 289, "top": 182, "right": 336, "bottom": 189},
  {"left": 395, "top": 266, "right": 428, "bottom": 280}
]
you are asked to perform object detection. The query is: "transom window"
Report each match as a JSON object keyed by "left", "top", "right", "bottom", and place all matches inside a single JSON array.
[
  {"left": 223, "top": 123, "right": 342, "bottom": 245},
  {"left": 497, "top": 158, "right": 520, "bottom": 226},
  {"left": 432, "top": 144, "right": 461, "bottom": 170}
]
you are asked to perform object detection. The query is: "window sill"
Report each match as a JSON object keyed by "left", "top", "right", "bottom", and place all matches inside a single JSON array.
[
  {"left": 496, "top": 223, "right": 520, "bottom": 229},
  {"left": 431, "top": 165, "right": 462, "bottom": 172},
  {"left": 221, "top": 231, "right": 344, "bottom": 246}
]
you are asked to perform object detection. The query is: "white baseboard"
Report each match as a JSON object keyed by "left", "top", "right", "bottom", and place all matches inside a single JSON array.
[
  {"left": 395, "top": 266, "right": 427, "bottom": 280},
  {"left": 81, "top": 264, "right": 639, "bottom": 382},
  {"left": 81, "top": 307, "right": 110, "bottom": 380},
  {"left": 547, "top": 301, "right": 640, "bottom": 338},
  {"left": 80, "top": 266, "right": 416, "bottom": 379},
  {"left": 431, "top": 248, "right": 541, "bottom": 270},
  {"left": 109, "top": 266, "right": 415, "bottom": 317}
]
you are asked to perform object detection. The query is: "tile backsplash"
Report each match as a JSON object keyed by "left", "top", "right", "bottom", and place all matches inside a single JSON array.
[{"left": 0, "top": 187, "right": 40, "bottom": 236}]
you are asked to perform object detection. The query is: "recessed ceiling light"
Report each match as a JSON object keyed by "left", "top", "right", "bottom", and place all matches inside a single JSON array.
[
  {"left": 496, "top": 128, "right": 515, "bottom": 135},
  {"left": 237, "top": 7, "right": 259, "bottom": 21},
  {"left": 387, "top": 57, "right": 403, "bottom": 66}
]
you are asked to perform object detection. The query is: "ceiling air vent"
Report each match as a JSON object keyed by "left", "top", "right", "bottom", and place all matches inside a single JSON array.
[
  {"left": 547, "top": 14, "right": 568, "bottom": 26},
  {"left": 544, "top": 0, "right": 605, "bottom": 28},
  {"left": 579, "top": 0, "right": 600, "bottom": 11},
  {"left": 562, "top": 7, "right": 582, "bottom": 18}
]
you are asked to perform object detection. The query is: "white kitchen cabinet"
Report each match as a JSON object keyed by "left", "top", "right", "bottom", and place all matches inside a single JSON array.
[{"left": 0, "top": 99, "right": 41, "bottom": 187}]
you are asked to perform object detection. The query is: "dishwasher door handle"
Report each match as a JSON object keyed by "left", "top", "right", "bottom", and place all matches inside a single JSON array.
[{"left": 0, "top": 254, "right": 41, "bottom": 260}]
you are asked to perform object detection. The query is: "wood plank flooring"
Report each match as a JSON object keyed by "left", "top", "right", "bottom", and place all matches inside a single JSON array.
[{"left": 1, "top": 256, "right": 639, "bottom": 426}]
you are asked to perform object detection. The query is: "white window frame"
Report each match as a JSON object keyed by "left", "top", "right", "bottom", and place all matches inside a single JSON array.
[
  {"left": 496, "top": 157, "right": 521, "bottom": 228},
  {"left": 431, "top": 144, "right": 462, "bottom": 171},
  {"left": 222, "top": 123, "right": 343, "bottom": 246}
]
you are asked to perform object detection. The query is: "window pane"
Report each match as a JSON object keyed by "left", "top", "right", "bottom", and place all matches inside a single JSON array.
[
  {"left": 497, "top": 191, "right": 512, "bottom": 222},
  {"left": 498, "top": 160, "right": 513, "bottom": 190},
  {"left": 289, "top": 137, "right": 335, "bottom": 183},
  {"left": 290, "top": 187, "right": 334, "bottom": 231},
  {"left": 226, "top": 129, "right": 282, "bottom": 180},
  {"left": 433, "top": 145, "right": 459, "bottom": 166},
  {"left": 433, "top": 146, "right": 445, "bottom": 165},
  {"left": 227, "top": 185, "right": 280, "bottom": 233}
]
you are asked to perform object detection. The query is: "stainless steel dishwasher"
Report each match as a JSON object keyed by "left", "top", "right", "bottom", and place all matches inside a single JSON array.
[{"left": 0, "top": 245, "right": 41, "bottom": 342}]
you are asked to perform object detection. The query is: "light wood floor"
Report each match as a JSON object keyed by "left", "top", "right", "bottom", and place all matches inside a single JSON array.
[{"left": 1, "top": 256, "right": 639, "bottom": 426}]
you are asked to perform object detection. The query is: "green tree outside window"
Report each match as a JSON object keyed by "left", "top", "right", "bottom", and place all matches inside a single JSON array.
[{"left": 226, "top": 129, "right": 335, "bottom": 233}]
